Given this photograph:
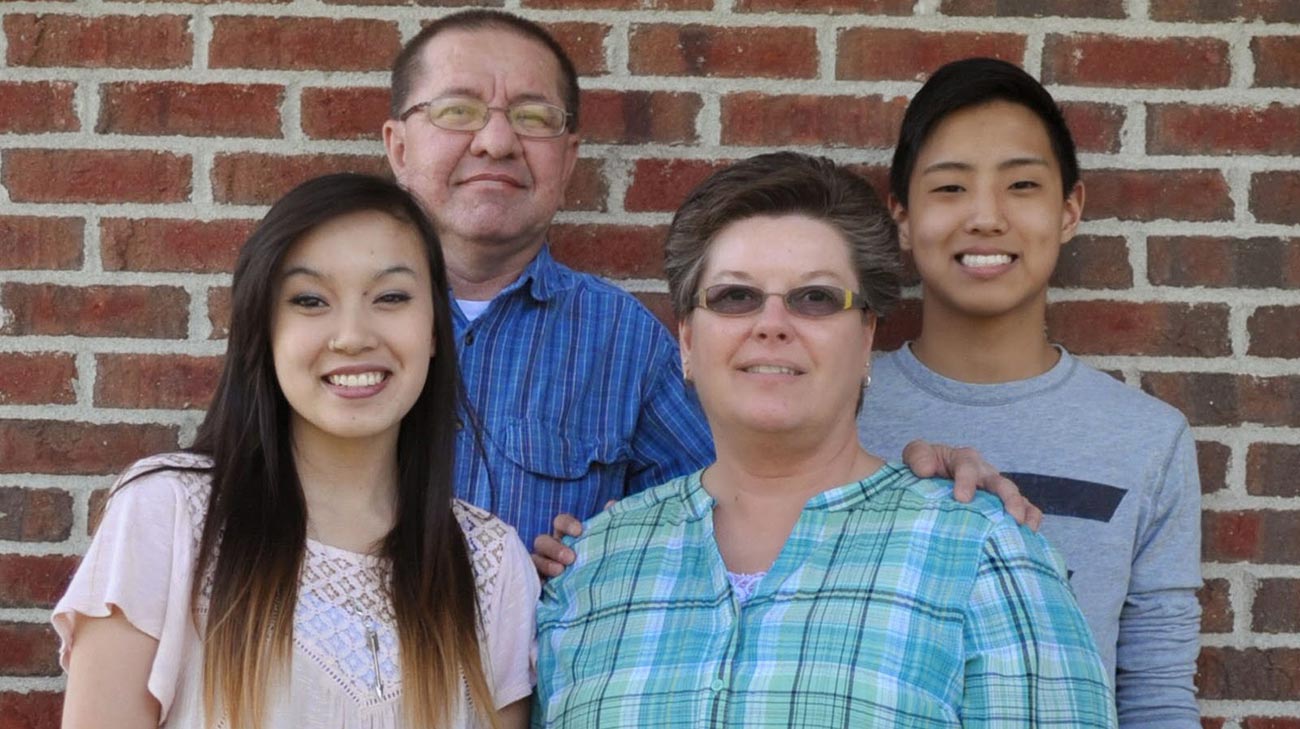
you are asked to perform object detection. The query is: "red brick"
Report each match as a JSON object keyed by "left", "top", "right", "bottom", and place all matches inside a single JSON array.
[
  {"left": 1249, "top": 306, "right": 1300, "bottom": 358},
  {"left": 1202, "top": 720, "right": 1226, "bottom": 729},
  {"left": 0, "top": 353, "right": 77, "bottom": 406},
  {"left": 211, "top": 152, "right": 389, "bottom": 205},
  {"left": 1197, "top": 440, "right": 1230, "bottom": 494},
  {"left": 4, "top": 14, "right": 191, "bottom": 69},
  {"left": 1142, "top": 372, "right": 1300, "bottom": 427},
  {"left": 1253, "top": 36, "right": 1300, "bottom": 87},
  {"left": 1251, "top": 171, "right": 1300, "bottom": 225},
  {"left": 1059, "top": 102, "right": 1125, "bottom": 154},
  {"left": 1197, "top": 578, "right": 1233, "bottom": 633},
  {"left": 562, "top": 158, "right": 608, "bottom": 212},
  {"left": 1149, "top": 236, "right": 1300, "bottom": 288},
  {"left": 1247, "top": 443, "right": 1300, "bottom": 497},
  {"left": 837, "top": 29, "right": 1025, "bottom": 82},
  {"left": 1202, "top": 510, "right": 1300, "bottom": 564},
  {"left": 1152, "top": 0, "right": 1300, "bottom": 22},
  {"left": 630, "top": 24, "right": 817, "bottom": 79},
  {"left": 941, "top": 0, "right": 1125, "bottom": 16},
  {"left": 549, "top": 224, "right": 668, "bottom": 278},
  {"left": 209, "top": 287, "right": 232, "bottom": 340},
  {"left": 2, "top": 149, "right": 191, "bottom": 204},
  {"left": 0, "top": 622, "right": 59, "bottom": 676},
  {"left": 1085, "top": 169, "right": 1231, "bottom": 222},
  {"left": 0, "top": 690, "right": 61, "bottom": 729},
  {"left": 95, "top": 354, "right": 222, "bottom": 410},
  {"left": 1243, "top": 719, "right": 1300, "bottom": 729},
  {"left": 0, "top": 487, "right": 73, "bottom": 541},
  {"left": 631, "top": 292, "right": 676, "bottom": 332},
  {"left": 301, "top": 86, "right": 387, "bottom": 141},
  {"left": 542, "top": 22, "right": 610, "bottom": 77},
  {"left": 210, "top": 16, "right": 399, "bottom": 71},
  {"left": 0, "top": 421, "right": 178, "bottom": 475},
  {"left": 1047, "top": 301, "right": 1229, "bottom": 357},
  {"left": 1051, "top": 235, "right": 1132, "bottom": 289},
  {"left": 99, "top": 82, "right": 282, "bottom": 138},
  {"left": 1252, "top": 578, "right": 1300, "bottom": 633},
  {"left": 101, "top": 218, "right": 253, "bottom": 274},
  {"left": 1197, "top": 647, "right": 1300, "bottom": 700},
  {"left": 1043, "top": 34, "right": 1229, "bottom": 89},
  {"left": 845, "top": 164, "right": 890, "bottom": 201},
  {"left": 721, "top": 93, "right": 907, "bottom": 148},
  {"left": 1148, "top": 104, "right": 1300, "bottom": 155},
  {"left": 0, "top": 554, "right": 79, "bottom": 608},
  {"left": 626, "top": 158, "right": 730, "bottom": 213},
  {"left": 581, "top": 90, "right": 701, "bottom": 145},
  {"left": 0, "top": 217, "right": 83, "bottom": 270},
  {"left": 525, "top": 0, "right": 708, "bottom": 9},
  {"left": 0, "top": 81, "right": 78, "bottom": 133},
  {"left": 874, "top": 298, "right": 922, "bottom": 351},
  {"left": 0, "top": 284, "right": 188, "bottom": 338},
  {"left": 736, "top": 0, "right": 912, "bottom": 12}
]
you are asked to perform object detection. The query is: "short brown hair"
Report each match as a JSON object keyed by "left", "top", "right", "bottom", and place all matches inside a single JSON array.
[
  {"left": 664, "top": 152, "right": 901, "bottom": 319},
  {"left": 389, "top": 10, "right": 580, "bottom": 133}
]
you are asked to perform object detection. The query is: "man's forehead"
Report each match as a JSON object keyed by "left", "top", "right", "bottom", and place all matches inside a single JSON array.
[{"left": 414, "top": 27, "right": 564, "bottom": 96}]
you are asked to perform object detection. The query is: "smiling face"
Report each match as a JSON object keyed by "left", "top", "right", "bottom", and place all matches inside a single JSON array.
[
  {"left": 894, "top": 100, "right": 1084, "bottom": 323},
  {"left": 679, "top": 214, "right": 875, "bottom": 441},
  {"left": 271, "top": 209, "right": 435, "bottom": 451},
  {"left": 382, "top": 27, "right": 579, "bottom": 257}
]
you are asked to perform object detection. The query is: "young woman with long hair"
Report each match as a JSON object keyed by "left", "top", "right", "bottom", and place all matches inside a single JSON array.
[{"left": 54, "top": 173, "right": 538, "bottom": 729}]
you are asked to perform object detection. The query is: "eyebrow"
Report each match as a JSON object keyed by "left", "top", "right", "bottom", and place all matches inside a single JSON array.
[
  {"left": 920, "top": 156, "right": 1051, "bottom": 175},
  {"left": 431, "top": 87, "right": 557, "bottom": 105},
  {"left": 707, "top": 269, "right": 850, "bottom": 284},
  {"left": 280, "top": 264, "right": 420, "bottom": 282}
]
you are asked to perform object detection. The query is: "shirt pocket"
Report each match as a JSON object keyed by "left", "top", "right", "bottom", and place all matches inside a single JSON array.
[{"left": 497, "top": 420, "right": 627, "bottom": 481}]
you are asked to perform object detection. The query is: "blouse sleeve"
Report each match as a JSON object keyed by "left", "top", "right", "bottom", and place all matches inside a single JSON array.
[
  {"left": 483, "top": 526, "right": 541, "bottom": 709},
  {"left": 51, "top": 464, "right": 201, "bottom": 722}
]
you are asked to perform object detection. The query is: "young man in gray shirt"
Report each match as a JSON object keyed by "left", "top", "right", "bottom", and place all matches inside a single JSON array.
[{"left": 858, "top": 58, "right": 1201, "bottom": 728}]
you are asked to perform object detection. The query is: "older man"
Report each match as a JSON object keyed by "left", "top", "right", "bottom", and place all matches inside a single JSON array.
[{"left": 380, "top": 10, "right": 1035, "bottom": 565}]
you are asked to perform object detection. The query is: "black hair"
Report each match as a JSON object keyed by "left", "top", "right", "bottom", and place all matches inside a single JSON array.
[{"left": 891, "top": 57, "right": 1079, "bottom": 207}]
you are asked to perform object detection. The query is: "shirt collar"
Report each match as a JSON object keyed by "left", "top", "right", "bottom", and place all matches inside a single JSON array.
[
  {"left": 509, "top": 244, "right": 573, "bottom": 303},
  {"left": 678, "top": 462, "right": 905, "bottom": 520}
]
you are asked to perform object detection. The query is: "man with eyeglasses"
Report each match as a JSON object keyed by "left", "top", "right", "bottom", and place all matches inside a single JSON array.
[{"left": 380, "top": 10, "right": 1037, "bottom": 572}]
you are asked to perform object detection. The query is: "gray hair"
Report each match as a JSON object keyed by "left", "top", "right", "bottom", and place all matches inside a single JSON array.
[{"left": 664, "top": 152, "right": 901, "bottom": 320}]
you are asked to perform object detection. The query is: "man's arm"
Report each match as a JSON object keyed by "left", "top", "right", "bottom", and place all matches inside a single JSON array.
[{"left": 1114, "top": 426, "right": 1202, "bottom": 728}]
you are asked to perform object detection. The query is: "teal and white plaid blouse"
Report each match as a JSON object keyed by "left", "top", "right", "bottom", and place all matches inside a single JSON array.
[{"left": 534, "top": 463, "right": 1117, "bottom": 728}]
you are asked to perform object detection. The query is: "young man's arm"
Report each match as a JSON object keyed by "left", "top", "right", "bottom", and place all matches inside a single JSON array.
[{"left": 1114, "top": 426, "right": 1202, "bottom": 728}]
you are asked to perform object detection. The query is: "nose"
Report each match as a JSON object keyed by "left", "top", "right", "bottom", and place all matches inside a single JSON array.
[
  {"left": 468, "top": 107, "right": 523, "bottom": 159},
  {"left": 328, "top": 303, "right": 379, "bottom": 355},
  {"left": 963, "top": 187, "right": 1008, "bottom": 235},
  {"left": 751, "top": 294, "right": 794, "bottom": 342}
]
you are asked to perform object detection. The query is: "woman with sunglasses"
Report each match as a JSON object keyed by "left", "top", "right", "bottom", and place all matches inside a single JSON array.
[
  {"left": 54, "top": 174, "right": 537, "bottom": 729},
  {"left": 533, "top": 152, "right": 1115, "bottom": 728}
]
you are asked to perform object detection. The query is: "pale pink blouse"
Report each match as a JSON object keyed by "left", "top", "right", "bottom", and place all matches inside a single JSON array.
[{"left": 53, "top": 453, "right": 540, "bottom": 728}]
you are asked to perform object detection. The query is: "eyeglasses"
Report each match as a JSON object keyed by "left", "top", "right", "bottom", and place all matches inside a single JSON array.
[
  {"left": 696, "top": 284, "right": 869, "bottom": 318},
  {"left": 398, "top": 96, "right": 572, "bottom": 138}
]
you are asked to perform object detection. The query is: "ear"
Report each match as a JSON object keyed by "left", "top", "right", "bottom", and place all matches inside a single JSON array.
[
  {"left": 559, "top": 133, "right": 580, "bottom": 198},
  {"left": 383, "top": 119, "right": 408, "bottom": 179},
  {"left": 678, "top": 313, "right": 694, "bottom": 366},
  {"left": 888, "top": 194, "right": 911, "bottom": 252},
  {"left": 861, "top": 311, "right": 878, "bottom": 361},
  {"left": 1059, "top": 181, "right": 1085, "bottom": 245}
]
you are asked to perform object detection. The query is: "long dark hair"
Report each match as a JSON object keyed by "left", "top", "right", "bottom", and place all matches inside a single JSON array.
[{"left": 186, "top": 173, "right": 496, "bottom": 727}]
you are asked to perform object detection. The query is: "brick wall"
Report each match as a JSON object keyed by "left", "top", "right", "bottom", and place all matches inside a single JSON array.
[{"left": 1, "top": 0, "right": 1297, "bottom": 726}]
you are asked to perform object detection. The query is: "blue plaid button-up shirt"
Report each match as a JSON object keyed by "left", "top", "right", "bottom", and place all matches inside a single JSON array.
[
  {"left": 452, "top": 246, "right": 715, "bottom": 546},
  {"left": 535, "top": 463, "right": 1117, "bottom": 728}
]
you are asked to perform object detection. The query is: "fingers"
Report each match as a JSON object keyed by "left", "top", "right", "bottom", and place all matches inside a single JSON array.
[
  {"left": 1025, "top": 502, "right": 1044, "bottom": 532},
  {"left": 901, "top": 439, "right": 943, "bottom": 478},
  {"left": 552, "top": 512, "right": 584, "bottom": 538},
  {"left": 532, "top": 533, "right": 575, "bottom": 579}
]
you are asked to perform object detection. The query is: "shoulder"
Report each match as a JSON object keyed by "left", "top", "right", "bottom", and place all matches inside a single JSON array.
[
  {"left": 551, "top": 263, "right": 671, "bottom": 330},
  {"left": 1065, "top": 356, "right": 1190, "bottom": 431},
  {"left": 453, "top": 499, "right": 530, "bottom": 577},
  {"left": 107, "top": 452, "right": 213, "bottom": 528}
]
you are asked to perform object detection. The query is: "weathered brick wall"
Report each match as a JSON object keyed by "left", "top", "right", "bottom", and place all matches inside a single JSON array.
[{"left": 1, "top": 1, "right": 1297, "bottom": 726}]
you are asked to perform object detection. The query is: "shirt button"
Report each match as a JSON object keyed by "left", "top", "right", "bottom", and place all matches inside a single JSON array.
[
  {"left": 464, "top": 331, "right": 475, "bottom": 346},
  {"left": 710, "top": 679, "right": 725, "bottom": 692}
]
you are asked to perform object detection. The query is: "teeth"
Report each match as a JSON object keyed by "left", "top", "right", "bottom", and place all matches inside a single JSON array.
[
  {"left": 959, "top": 253, "right": 1013, "bottom": 268},
  {"left": 746, "top": 365, "right": 799, "bottom": 375},
  {"left": 326, "top": 372, "right": 385, "bottom": 388}
]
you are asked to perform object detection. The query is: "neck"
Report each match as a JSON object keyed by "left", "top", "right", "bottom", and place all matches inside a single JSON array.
[
  {"left": 292, "top": 426, "right": 399, "bottom": 553},
  {"left": 441, "top": 232, "right": 546, "bottom": 301},
  {"left": 911, "top": 294, "right": 1059, "bottom": 383},
  {"left": 706, "top": 422, "right": 882, "bottom": 508}
]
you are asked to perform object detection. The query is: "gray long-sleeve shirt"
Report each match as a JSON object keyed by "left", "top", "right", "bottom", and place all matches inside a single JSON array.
[{"left": 858, "top": 345, "right": 1202, "bottom": 729}]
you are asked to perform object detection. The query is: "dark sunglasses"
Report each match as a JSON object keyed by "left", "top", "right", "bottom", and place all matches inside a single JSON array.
[{"left": 696, "top": 284, "right": 869, "bottom": 318}]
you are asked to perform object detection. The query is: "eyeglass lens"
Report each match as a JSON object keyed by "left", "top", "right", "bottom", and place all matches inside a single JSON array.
[
  {"left": 702, "top": 285, "right": 851, "bottom": 317},
  {"left": 423, "top": 97, "right": 567, "bottom": 137}
]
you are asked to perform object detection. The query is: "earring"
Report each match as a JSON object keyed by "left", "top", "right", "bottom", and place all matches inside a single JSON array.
[
  {"left": 682, "top": 359, "right": 692, "bottom": 384},
  {"left": 862, "top": 367, "right": 872, "bottom": 389}
]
